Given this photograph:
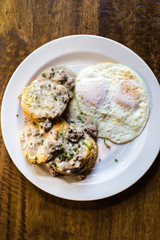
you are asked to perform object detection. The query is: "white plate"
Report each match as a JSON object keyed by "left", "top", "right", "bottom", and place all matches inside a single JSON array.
[{"left": 1, "top": 35, "right": 160, "bottom": 201}]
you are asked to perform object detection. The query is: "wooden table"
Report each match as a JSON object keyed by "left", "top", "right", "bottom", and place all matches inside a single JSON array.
[{"left": 0, "top": 1, "right": 160, "bottom": 239}]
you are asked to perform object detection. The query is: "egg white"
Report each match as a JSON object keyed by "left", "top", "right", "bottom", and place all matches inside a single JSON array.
[{"left": 75, "top": 62, "right": 149, "bottom": 144}]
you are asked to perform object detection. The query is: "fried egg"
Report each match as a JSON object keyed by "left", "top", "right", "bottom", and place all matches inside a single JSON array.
[{"left": 75, "top": 62, "right": 149, "bottom": 144}]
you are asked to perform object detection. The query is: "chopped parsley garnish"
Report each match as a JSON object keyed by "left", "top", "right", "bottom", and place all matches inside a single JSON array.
[
  {"left": 104, "top": 140, "right": 106, "bottom": 143},
  {"left": 59, "top": 152, "right": 68, "bottom": 161},
  {"left": 81, "top": 96, "right": 83, "bottom": 100},
  {"left": 37, "top": 132, "right": 40, "bottom": 136},
  {"left": 54, "top": 163, "right": 57, "bottom": 167},
  {"left": 74, "top": 148, "right": 77, "bottom": 151},
  {"left": 30, "top": 142, "right": 32, "bottom": 145},
  {"left": 16, "top": 114, "right": 19, "bottom": 117},
  {"left": 41, "top": 139, "right": 44, "bottom": 145},
  {"left": 35, "top": 96, "right": 37, "bottom": 100},
  {"left": 78, "top": 144, "right": 81, "bottom": 148},
  {"left": 51, "top": 93, "right": 54, "bottom": 95},
  {"left": 59, "top": 145, "right": 64, "bottom": 151},
  {"left": 71, "top": 121, "right": 75, "bottom": 124},
  {"left": 46, "top": 106, "right": 49, "bottom": 108},
  {"left": 49, "top": 84, "right": 51, "bottom": 87},
  {"left": 78, "top": 117, "right": 84, "bottom": 123},
  {"left": 60, "top": 132, "right": 63, "bottom": 136},
  {"left": 41, "top": 73, "right": 46, "bottom": 77},
  {"left": 84, "top": 129, "right": 88, "bottom": 134},
  {"left": 40, "top": 125, "right": 43, "bottom": 129},
  {"left": 70, "top": 153, "right": 74, "bottom": 156},
  {"left": 54, "top": 97, "right": 57, "bottom": 101},
  {"left": 46, "top": 113, "right": 48, "bottom": 116},
  {"left": 82, "top": 141, "right": 91, "bottom": 149},
  {"left": 68, "top": 156, "right": 73, "bottom": 160},
  {"left": 114, "top": 158, "right": 118, "bottom": 162},
  {"left": 50, "top": 147, "right": 54, "bottom": 150},
  {"left": 34, "top": 157, "right": 37, "bottom": 164},
  {"left": 51, "top": 68, "right": 54, "bottom": 71},
  {"left": 80, "top": 112, "right": 83, "bottom": 115},
  {"left": 73, "top": 108, "right": 76, "bottom": 111}
]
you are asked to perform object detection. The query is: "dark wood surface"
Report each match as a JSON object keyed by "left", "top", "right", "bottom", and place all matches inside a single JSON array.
[{"left": 0, "top": 0, "right": 160, "bottom": 239}]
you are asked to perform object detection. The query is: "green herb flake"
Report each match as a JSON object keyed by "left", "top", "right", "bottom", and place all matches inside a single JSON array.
[
  {"left": 104, "top": 139, "right": 106, "bottom": 143},
  {"left": 114, "top": 158, "right": 118, "bottom": 162},
  {"left": 41, "top": 73, "right": 46, "bottom": 77},
  {"left": 81, "top": 96, "right": 83, "bottom": 100},
  {"left": 74, "top": 148, "right": 77, "bottom": 151},
  {"left": 60, "top": 132, "right": 63, "bottom": 136},
  {"left": 84, "top": 129, "right": 88, "bottom": 134},
  {"left": 78, "top": 117, "right": 84, "bottom": 123},
  {"left": 40, "top": 125, "right": 43, "bottom": 129},
  {"left": 30, "top": 142, "right": 32, "bottom": 145},
  {"left": 34, "top": 157, "right": 37, "bottom": 164},
  {"left": 82, "top": 141, "right": 91, "bottom": 149},
  {"left": 59, "top": 146, "right": 64, "bottom": 151},
  {"left": 41, "top": 139, "right": 44, "bottom": 145},
  {"left": 99, "top": 158, "right": 101, "bottom": 162},
  {"left": 54, "top": 97, "right": 57, "bottom": 101},
  {"left": 70, "top": 153, "right": 74, "bottom": 156},
  {"left": 54, "top": 163, "right": 57, "bottom": 167},
  {"left": 78, "top": 144, "right": 81, "bottom": 148},
  {"left": 35, "top": 96, "right": 37, "bottom": 100},
  {"left": 80, "top": 112, "right": 83, "bottom": 115},
  {"left": 51, "top": 93, "right": 54, "bottom": 95},
  {"left": 16, "top": 114, "right": 19, "bottom": 117}
]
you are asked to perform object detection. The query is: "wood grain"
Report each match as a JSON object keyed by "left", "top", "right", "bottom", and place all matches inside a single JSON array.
[{"left": 0, "top": 0, "right": 160, "bottom": 240}]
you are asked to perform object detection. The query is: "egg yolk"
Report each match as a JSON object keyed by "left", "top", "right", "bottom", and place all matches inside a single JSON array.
[
  {"left": 114, "top": 80, "right": 140, "bottom": 108},
  {"left": 80, "top": 81, "right": 108, "bottom": 107}
]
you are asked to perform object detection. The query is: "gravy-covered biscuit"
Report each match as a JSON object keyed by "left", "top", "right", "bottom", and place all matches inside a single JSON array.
[
  {"left": 19, "top": 117, "right": 98, "bottom": 176},
  {"left": 46, "top": 119, "right": 98, "bottom": 176},
  {"left": 21, "top": 65, "right": 76, "bottom": 121}
]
